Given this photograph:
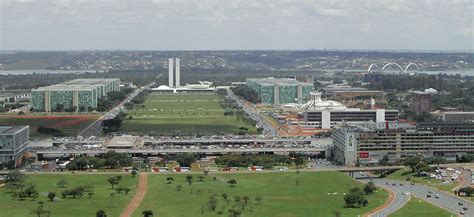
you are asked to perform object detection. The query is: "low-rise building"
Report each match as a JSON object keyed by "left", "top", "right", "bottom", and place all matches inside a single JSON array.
[
  {"left": 0, "top": 125, "right": 29, "bottom": 166},
  {"left": 332, "top": 121, "right": 474, "bottom": 166},
  {"left": 32, "top": 78, "right": 120, "bottom": 112},
  {"left": 246, "top": 77, "right": 313, "bottom": 105}
]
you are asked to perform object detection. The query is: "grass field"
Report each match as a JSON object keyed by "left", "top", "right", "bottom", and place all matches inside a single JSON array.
[
  {"left": 132, "top": 172, "right": 388, "bottom": 217},
  {"left": 122, "top": 93, "right": 257, "bottom": 136},
  {"left": 388, "top": 169, "right": 457, "bottom": 192},
  {"left": 389, "top": 196, "right": 454, "bottom": 217},
  {"left": 0, "top": 174, "right": 138, "bottom": 217},
  {"left": 0, "top": 115, "right": 99, "bottom": 137}
]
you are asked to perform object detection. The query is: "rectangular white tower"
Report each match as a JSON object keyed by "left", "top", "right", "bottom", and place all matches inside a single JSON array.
[
  {"left": 175, "top": 58, "right": 180, "bottom": 87},
  {"left": 168, "top": 58, "right": 174, "bottom": 88}
]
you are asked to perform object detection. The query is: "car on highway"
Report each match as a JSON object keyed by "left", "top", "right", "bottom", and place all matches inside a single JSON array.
[
  {"left": 459, "top": 202, "right": 464, "bottom": 205},
  {"left": 435, "top": 194, "right": 440, "bottom": 198},
  {"left": 460, "top": 211, "right": 465, "bottom": 215},
  {"left": 426, "top": 194, "right": 431, "bottom": 198},
  {"left": 463, "top": 207, "right": 468, "bottom": 210}
]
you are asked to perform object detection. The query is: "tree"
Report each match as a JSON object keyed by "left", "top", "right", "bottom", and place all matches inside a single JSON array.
[
  {"left": 55, "top": 103, "right": 64, "bottom": 112},
  {"left": 6, "top": 170, "right": 26, "bottom": 192},
  {"left": 185, "top": 175, "right": 193, "bottom": 185},
  {"left": 363, "top": 182, "right": 377, "bottom": 195},
  {"left": 166, "top": 177, "right": 174, "bottom": 184},
  {"left": 197, "top": 175, "right": 205, "bottom": 182},
  {"left": 96, "top": 210, "right": 107, "bottom": 217},
  {"left": 207, "top": 195, "right": 218, "bottom": 212},
  {"left": 294, "top": 157, "right": 305, "bottom": 169},
  {"left": 131, "top": 170, "right": 138, "bottom": 178},
  {"left": 344, "top": 187, "right": 365, "bottom": 208},
  {"left": 47, "top": 192, "right": 56, "bottom": 202},
  {"left": 107, "top": 177, "right": 120, "bottom": 189},
  {"left": 142, "top": 210, "right": 153, "bottom": 217},
  {"left": 57, "top": 179, "right": 68, "bottom": 188},
  {"left": 123, "top": 187, "right": 131, "bottom": 195},
  {"left": 404, "top": 155, "right": 423, "bottom": 172},
  {"left": 176, "top": 184, "right": 183, "bottom": 191},
  {"left": 30, "top": 206, "right": 51, "bottom": 217},
  {"left": 227, "top": 179, "right": 237, "bottom": 187},
  {"left": 176, "top": 153, "right": 196, "bottom": 167},
  {"left": 432, "top": 156, "right": 447, "bottom": 167}
]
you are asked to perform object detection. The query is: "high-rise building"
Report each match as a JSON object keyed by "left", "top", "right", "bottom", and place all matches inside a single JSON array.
[
  {"left": 32, "top": 78, "right": 120, "bottom": 112},
  {"left": 168, "top": 58, "right": 181, "bottom": 88},
  {"left": 409, "top": 91, "right": 432, "bottom": 114},
  {"left": 0, "top": 125, "right": 29, "bottom": 166}
]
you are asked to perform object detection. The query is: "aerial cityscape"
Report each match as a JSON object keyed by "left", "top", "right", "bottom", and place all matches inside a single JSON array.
[{"left": 0, "top": 1, "right": 473, "bottom": 217}]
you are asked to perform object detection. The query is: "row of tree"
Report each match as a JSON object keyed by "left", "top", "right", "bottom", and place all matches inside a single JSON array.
[
  {"left": 214, "top": 153, "right": 305, "bottom": 169},
  {"left": 66, "top": 151, "right": 133, "bottom": 170},
  {"left": 343, "top": 182, "right": 376, "bottom": 208}
]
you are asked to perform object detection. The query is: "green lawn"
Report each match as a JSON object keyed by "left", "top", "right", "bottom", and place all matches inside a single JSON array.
[
  {"left": 0, "top": 174, "right": 138, "bottom": 217},
  {"left": 122, "top": 93, "right": 257, "bottom": 136},
  {"left": 133, "top": 172, "right": 388, "bottom": 217},
  {"left": 387, "top": 168, "right": 457, "bottom": 192},
  {"left": 389, "top": 196, "right": 455, "bottom": 217}
]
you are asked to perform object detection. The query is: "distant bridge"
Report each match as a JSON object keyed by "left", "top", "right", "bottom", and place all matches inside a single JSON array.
[{"left": 367, "top": 62, "right": 420, "bottom": 73}]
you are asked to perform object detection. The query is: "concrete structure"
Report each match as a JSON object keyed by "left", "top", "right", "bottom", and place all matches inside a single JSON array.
[
  {"left": 168, "top": 57, "right": 181, "bottom": 88},
  {"left": 246, "top": 77, "right": 313, "bottom": 105},
  {"left": 442, "top": 112, "right": 474, "bottom": 122},
  {"left": 299, "top": 92, "right": 398, "bottom": 129},
  {"left": 321, "top": 84, "right": 382, "bottom": 99},
  {"left": 332, "top": 122, "right": 474, "bottom": 166},
  {"left": 409, "top": 90, "right": 432, "bottom": 114},
  {"left": 31, "top": 78, "right": 120, "bottom": 112},
  {"left": 0, "top": 90, "right": 31, "bottom": 107},
  {"left": 0, "top": 126, "right": 29, "bottom": 166}
]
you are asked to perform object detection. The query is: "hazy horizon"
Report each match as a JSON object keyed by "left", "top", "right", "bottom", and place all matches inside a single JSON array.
[{"left": 1, "top": 0, "right": 473, "bottom": 51}]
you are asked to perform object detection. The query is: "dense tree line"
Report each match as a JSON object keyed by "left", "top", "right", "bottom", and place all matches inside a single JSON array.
[
  {"left": 230, "top": 86, "right": 259, "bottom": 103},
  {"left": 66, "top": 151, "right": 133, "bottom": 170}
]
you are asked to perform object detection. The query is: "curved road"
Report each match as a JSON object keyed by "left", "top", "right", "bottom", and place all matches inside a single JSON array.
[{"left": 361, "top": 176, "right": 473, "bottom": 216}]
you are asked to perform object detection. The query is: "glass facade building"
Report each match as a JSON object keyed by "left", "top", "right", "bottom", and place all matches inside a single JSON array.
[
  {"left": 0, "top": 126, "right": 29, "bottom": 165},
  {"left": 32, "top": 78, "right": 120, "bottom": 112},
  {"left": 246, "top": 78, "right": 313, "bottom": 105}
]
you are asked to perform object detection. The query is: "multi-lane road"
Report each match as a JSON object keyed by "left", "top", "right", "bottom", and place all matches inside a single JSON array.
[
  {"left": 78, "top": 76, "right": 159, "bottom": 138},
  {"left": 361, "top": 176, "right": 474, "bottom": 216},
  {"left": 227, "top": 89, "right": 278, "bottom": 136}
]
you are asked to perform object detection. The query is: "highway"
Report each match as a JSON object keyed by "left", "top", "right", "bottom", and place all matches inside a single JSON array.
[
  {"left": 362, "top": 176, "right": 474, "bottom": 216},
  {"left": 78, "top": 75, "right": 160, "bottom": 138},
  {"left": 227, "top": 89, "right": 278, "bottom": 136}
]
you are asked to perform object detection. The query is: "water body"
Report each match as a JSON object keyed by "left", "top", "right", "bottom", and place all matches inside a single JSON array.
[
  {"left": 0, "top": 69, "right": 103, "bottom": 75},
  {"left": 0, "top": 69, "right": 472, "bottom": 76}
]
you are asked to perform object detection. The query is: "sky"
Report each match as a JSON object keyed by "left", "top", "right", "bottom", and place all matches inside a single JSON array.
[{"left": 0, "top": 0, "right": 473, "bottom": 51}]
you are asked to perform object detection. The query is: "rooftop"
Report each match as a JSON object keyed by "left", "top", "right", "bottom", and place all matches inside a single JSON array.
[
  {"left": 0, "top": 126, "right": 28, "bottom": 135},
  {"left": 33, "top": 78, "right": 120, "bottom": 91},
  {"left": 247, "top": 77, "right": 312, "bottom": 85}
]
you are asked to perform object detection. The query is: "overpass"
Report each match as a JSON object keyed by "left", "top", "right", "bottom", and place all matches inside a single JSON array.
[
  {"left": 39, "top": 138, "right": 331, "bottom": 146},
  {"left": 35, "top": 147, "right": 327, "bottom": 155}
]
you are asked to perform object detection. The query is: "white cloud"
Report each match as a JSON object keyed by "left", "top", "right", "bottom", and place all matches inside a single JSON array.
[{"left": 0, "top": 0, "right": 472, "bottom": 50}]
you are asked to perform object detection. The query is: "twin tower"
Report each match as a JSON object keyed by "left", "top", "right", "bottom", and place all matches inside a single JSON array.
[{"left": 168, "top": 58, "right": 180, "bottom": 88}]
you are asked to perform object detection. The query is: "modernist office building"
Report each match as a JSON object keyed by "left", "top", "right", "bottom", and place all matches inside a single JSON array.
[
  {"left": 246, "top": 78, "right": 313, "bottom": 105},
  {"left": 0, "top": 126, "right": 29, "bottom": 165},
  {"left": 168, "top": 58, "right": 181, "bottom": 88},
  {"left": 32, "top": 78, "right": 120, "bottom": 112},
  {"left": 332, "top": 122, "right": 474, "bottom": 166},
  {"left": 298, "top": 91, "right": 398, "bottom": 129}
]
